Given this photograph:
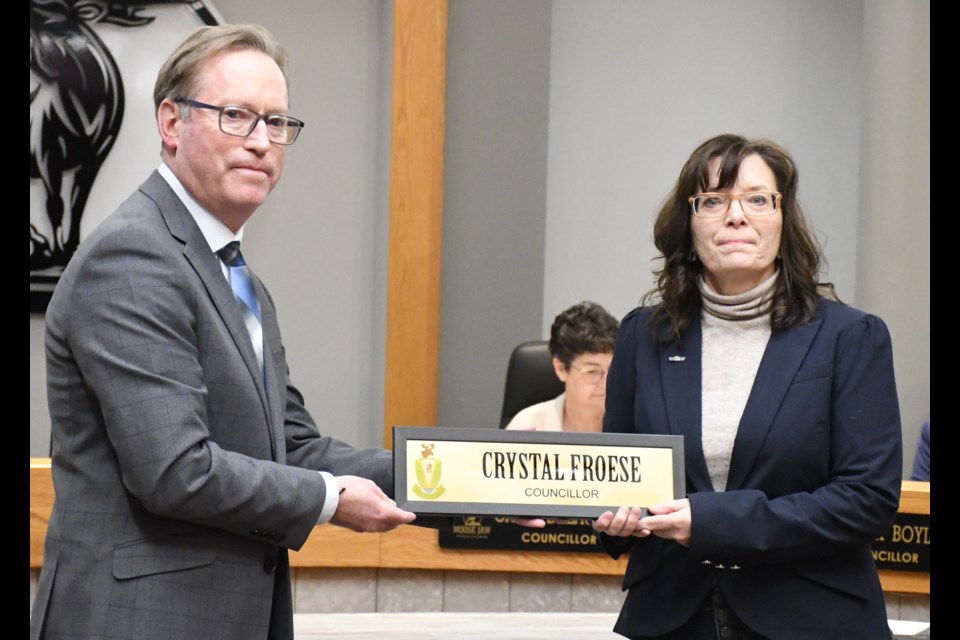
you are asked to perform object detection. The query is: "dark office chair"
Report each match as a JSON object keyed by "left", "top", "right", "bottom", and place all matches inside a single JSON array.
[{"left": 498, "top": 340, "right": 565, "bottom": 428}]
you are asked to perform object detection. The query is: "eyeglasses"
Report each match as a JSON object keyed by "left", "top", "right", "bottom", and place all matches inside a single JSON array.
[
  {"left": 175, "top": 97, "right": 305, "bottom": 145},
  {"left": 688, "top": 191, "right": 782, "bottom": 217},
  {"left": 569, "top": 364, "right": 608, "bottom": 385}
]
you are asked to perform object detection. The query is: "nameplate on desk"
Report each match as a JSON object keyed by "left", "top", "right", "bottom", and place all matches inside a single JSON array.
[
  {"left": 393, "top": 426, "right": 685, "bottom": 519},
  {"left": 439, "top": 516, "right": 606, "bottom": 553},
  {"left": 871, "top": 512, "right": 930, "bottom": 572}
]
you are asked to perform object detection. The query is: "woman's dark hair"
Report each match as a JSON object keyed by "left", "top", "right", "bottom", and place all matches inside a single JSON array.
[
  {"left": 549, "top": 301, "right": 619, "bottom": 367},
  {"left": 642, "top": 133, "right": 837, "bottom": 345}
]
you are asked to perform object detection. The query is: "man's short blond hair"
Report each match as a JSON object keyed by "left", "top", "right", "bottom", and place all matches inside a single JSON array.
[{"left": 153, "top": 23, "right": 289, "bottom": 111}]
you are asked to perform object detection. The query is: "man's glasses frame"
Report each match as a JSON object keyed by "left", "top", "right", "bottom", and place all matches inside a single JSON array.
[{"left": 175, "top": 96, "right": 305, "bottom": 145}]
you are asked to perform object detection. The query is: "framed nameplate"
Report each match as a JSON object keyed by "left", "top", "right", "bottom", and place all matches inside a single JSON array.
[{"left": 393, "top": 426, "right": 685, "bottom": 519}]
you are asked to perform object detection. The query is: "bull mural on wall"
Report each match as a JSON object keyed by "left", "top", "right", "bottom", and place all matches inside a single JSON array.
[{"left": 29, "top": 0, "right": 221, "bottom": 311}]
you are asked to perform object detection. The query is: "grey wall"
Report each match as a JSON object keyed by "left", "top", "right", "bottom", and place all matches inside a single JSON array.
[
  {"left": 30, "top": 0, "right": 929, "bottom": 479},
  {"left": 438, "top": 0, "right": 554, "bottom": 429},
  {"left": 855, "top": 0, "right": 930, "bottom": 475}
]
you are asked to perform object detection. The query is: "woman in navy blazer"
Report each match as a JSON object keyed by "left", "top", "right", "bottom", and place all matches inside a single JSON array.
[{"left": 593, "top": 134, "right": 902, "bottom": 640}]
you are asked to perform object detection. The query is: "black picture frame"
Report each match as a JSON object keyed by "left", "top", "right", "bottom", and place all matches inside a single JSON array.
[{"left": 394, "top": 426, "right": 685, "bottom": 519}]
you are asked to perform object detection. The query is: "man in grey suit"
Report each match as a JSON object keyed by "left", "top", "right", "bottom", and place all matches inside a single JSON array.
[{"left": 30, "top": 24, "right": 417, "bottom": 640}]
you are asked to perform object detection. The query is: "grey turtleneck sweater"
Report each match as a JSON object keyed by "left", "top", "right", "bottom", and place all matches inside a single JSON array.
[{"left": 699, "top": 271, "right": 777, "bottom": 492}]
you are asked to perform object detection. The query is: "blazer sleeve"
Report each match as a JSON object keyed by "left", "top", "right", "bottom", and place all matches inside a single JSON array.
[
  {"left": 688, "top": 312, "right": 903, "bottom": 566},
  {"left": 281, "top": 372, "right": 395, "bottom": 495}
]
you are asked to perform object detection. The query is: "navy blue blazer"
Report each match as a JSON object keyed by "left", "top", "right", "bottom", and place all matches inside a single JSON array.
[{"left": 601, "top": 299, "right": 902, "bottom": 640}]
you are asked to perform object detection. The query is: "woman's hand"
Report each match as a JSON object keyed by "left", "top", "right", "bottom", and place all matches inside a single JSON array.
[
  {"left": 592, "top": 506, "right": 648, "bottom": 537},
  {"left": 637, "top": 498, "right": 692, "bottom": 547},
  {"left": 592, "top": 499, "right": 693, "bottom": 546}
]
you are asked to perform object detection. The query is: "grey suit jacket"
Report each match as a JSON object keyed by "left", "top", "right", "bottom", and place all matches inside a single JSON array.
[{"left": 31, "top": 171, "right": 393, "bottom": 640}]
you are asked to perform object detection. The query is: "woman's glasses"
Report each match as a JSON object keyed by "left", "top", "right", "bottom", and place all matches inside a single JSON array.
[
  {"left": 569, "top": 364, "right": 607, "bottom": 384},
  {"left": 688, "top": 191, "right": 781, "bottom": 217}
]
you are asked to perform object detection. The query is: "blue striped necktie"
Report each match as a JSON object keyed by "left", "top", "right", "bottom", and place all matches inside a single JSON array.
[{"left": 217, "top": 241, "right": 263, "bottom": 374}]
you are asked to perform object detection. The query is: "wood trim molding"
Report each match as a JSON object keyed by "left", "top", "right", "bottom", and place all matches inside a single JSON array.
[
  {"left": 29, "top": 458, "right": 930, "bottom": 594},
  {"left": 383, "top": 0, "right": 448, "bottom": 449}
]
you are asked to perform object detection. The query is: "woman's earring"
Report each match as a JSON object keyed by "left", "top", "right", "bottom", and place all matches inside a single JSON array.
[{"left": 689, "top": 250, "right": 698, "bottom": 262}]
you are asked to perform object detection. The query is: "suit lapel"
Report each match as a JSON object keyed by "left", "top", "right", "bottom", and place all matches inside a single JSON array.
[
  {"left": 725, "top": 313, "right": 825, "bottom": 490},
  {"left": 141, "top": 172, "right": 276, "bottom": 457},
  {"left": 251, "top": 273, "right": 287, "bottom": 463},
  {"left": 660, "top": 318, "right": 713, "bottom": 492}
]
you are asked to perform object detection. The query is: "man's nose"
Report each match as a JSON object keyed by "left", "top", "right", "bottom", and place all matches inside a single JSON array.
[{"left": 244, "top": 118, "right": 273, "bottom": 150}]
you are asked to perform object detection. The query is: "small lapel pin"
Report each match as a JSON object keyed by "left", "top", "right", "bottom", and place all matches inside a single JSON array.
[{"left": 667, "top": 355, "right": 686, "bottom": 362}]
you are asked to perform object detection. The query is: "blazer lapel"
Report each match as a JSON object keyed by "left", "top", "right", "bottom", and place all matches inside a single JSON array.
[
  {"left": 141, "top": 172, "right": 276, "bottom": 456},
  {"left": 187, "top": 238, "right": 271, "bottom": 405},
  {"left": 725, "top": 313, "right": 825, "bottom": 490},
  {"left": 660, "top": 318, "right": 713, "bottom": 492},
  {"left": 252, "top": 273, "right": 288, "bottom": 463}
]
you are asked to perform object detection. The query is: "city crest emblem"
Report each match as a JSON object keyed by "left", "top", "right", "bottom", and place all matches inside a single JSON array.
[{"left": 412, "top": 443, "right": 446, "bottom": 499}]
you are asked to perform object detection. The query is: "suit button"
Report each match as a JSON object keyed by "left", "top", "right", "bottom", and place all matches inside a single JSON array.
[
  {"left": 264, "top": 558, "right": 277, "bottom": 573},
  {"left": 717, "top": 609, "right": 730, "bottom": 623},
  {"left": 719, "top": 626, "right": 733, "bottom": 638}
]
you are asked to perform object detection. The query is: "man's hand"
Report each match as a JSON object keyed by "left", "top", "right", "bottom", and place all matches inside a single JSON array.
[{"left": 330, "top": 475, "right": 416, "bottom": 533}]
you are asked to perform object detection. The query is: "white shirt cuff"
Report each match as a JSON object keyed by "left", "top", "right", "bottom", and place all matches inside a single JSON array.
[{"left": 317, "top": 471, "right": 340, "bottom": 524}]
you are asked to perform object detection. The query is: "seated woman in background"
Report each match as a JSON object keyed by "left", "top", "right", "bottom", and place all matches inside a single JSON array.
[{"left": 506, "top": 301, "right": 619, "bottom": 432}]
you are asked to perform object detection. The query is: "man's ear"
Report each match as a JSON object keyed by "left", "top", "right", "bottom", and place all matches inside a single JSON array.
[{"left": 157, "top": 98, "right": 182, "bottom": 152}]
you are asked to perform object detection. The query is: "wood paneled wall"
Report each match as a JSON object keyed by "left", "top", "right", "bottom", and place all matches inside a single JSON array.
[{"left": 383, "top": 0, "right": 448, "bottom": 449}]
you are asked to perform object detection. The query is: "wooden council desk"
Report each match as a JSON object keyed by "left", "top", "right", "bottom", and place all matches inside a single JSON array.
[{"left": 28, "top": 458, "right": 930, "bottom": 595}]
